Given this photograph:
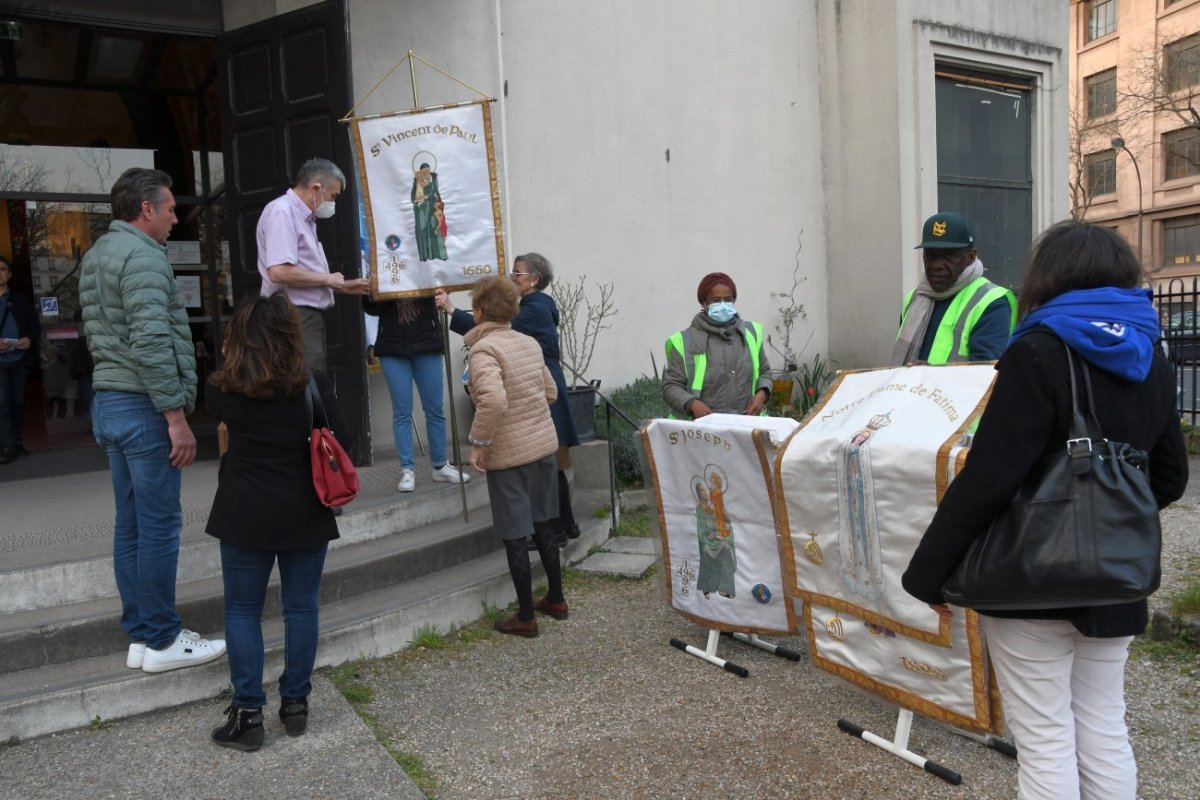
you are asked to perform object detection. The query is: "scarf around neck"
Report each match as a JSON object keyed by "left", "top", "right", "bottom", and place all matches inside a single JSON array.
[
  {"left": 890, "top": 258, "right": 985, "bottom": 366},
  {"left": 1013, "top": 287, "right": 1160, "bottom": 381}
]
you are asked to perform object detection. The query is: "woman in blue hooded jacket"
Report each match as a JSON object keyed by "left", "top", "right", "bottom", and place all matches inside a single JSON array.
[{"left": 902, "top": 222, "right": 1187, "bottom": 800}]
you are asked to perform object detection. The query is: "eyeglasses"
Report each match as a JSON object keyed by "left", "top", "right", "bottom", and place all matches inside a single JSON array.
[{"left": 511, "top": 271, "right": 533, "bottom": 277}]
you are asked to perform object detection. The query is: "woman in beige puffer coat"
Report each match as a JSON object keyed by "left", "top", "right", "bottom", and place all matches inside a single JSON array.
[{"left": 464, "top": 276, "right": 567, "bottom": 638}]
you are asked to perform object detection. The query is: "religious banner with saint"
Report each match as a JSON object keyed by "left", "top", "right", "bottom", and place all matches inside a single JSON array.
[
  {"left": 643, "top": 414, "right": 801, "bottom": 635},
  {"left": 775, "top": 364, "right": 1004, "bottom": 733},
  {"left": 350, "top": 101, "right": 504, "bottom": 298}
]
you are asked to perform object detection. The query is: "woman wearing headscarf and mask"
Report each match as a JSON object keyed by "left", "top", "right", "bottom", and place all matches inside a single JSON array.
[{"left": 661, "top": 272, "right": 774, "bottom": 419}]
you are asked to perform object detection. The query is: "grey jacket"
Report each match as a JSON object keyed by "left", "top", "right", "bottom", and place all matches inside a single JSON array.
[
  {"left": 80, "top": 221, "right": 197, "bottom": 413},
  {"left": 661, "top": 312, "right": 772, "bottom": 417}
]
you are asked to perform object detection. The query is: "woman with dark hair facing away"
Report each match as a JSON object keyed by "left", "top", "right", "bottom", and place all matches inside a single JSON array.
[
  {"left": 435, "top": 252, "right": 582, "bottom": 547},
  {"left": 461, "top": 276, "right": 566, "bottom": 637},
  {"left": 902, "top": 221, "right": 1187, "bottom": 799},
  {"left": 363, "top": 294, "right": 470, "bottom": 492},
  {"left": 205, "top": 294, "right": 340, "bottom": 751}
]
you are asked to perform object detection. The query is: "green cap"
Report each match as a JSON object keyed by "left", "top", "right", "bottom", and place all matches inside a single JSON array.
[{"left": 915, "top": 212, "right": 975, "bottom": 249}]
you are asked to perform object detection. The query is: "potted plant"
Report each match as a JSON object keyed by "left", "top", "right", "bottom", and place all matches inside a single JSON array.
[{"left": 550, "top": 274, "right": 617, "bottom": 441}]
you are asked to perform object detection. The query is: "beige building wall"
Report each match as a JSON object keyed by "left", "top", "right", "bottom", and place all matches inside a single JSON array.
[{"left": 1070, "top": 0, "right": 1200, "bottom": 287}]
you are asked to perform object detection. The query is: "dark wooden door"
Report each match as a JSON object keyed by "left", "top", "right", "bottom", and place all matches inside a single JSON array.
[
  {"left": 215, "top": 0, "right": 370, "bottom": 462},
  {"left": 935, "top": 71, "right": 1034, "bottom": 292}
]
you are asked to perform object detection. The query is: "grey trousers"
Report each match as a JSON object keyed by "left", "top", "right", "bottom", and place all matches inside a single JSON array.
[{"left": 296, "top": 306, "right": 327, "bottom": 373}]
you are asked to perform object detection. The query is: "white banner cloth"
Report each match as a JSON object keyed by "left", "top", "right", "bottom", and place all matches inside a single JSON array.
[
  {"left": 777, "top": 364, "right": 1003, "bottom": 733},
  {"left": 351, "top": 101, "right": 504, "bottom": 298},
  {"left": 643, "top": 414, "right": 800, "bottom": 635}
]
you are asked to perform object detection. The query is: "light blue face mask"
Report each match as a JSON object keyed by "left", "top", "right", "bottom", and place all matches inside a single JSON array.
[{"left": 707, "top": 301, "right": 737, "bottom": 324}]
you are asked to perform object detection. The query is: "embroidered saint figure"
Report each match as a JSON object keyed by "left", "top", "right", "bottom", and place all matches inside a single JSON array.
[
  {"left": 696, "top": 466, "right": 737, "bottom": 599},
  {"left": 836, "top": 412, "right": 891, "bottom": 602},
  {"left": 411, "top": 158, "right": 448, "bottom": 261}
]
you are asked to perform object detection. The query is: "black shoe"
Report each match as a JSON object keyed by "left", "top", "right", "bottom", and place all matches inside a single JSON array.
[
  {"left": 279, "top": 698, "right": 308, "bottom": 737},
  {"left": 552, "top": 529, "right": 569, "bottom": 548},
  {"left": 211, "top": 704, "right": 265, "bottom": 751},
  {"left": 564, "top": 523, "right": 582, "bottom": 540}
]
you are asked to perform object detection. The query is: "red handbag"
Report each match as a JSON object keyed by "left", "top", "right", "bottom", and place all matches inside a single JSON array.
[{"left": 306, "top": 378, "right": 360, "bottom": 507}]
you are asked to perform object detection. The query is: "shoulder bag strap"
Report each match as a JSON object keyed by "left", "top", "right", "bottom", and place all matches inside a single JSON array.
[
  {"left": 306, "top": 375, "right": 329, "bottom": 429},
  {"left": 1061, "top": 342, "right": 1095, "bottom": 474}
]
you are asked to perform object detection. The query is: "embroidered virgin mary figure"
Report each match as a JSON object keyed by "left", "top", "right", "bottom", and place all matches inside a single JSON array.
[{"left": 836, "top": 412, "right": 891, "bottom": 602}]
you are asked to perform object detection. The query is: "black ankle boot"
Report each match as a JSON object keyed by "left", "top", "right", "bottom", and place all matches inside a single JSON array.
[
  {"left": 211, "top": 704, "right": 265, "bottom": 751},
  {"left": 279, "top": 698, "right": 309, "bottom": 737}
]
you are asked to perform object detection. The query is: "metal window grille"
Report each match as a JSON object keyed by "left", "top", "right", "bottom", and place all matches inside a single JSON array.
[
  {"left": 1085, "top": 150, "right": 1117, "bottom": 196},
  {"left": 1085, "top": 69, "right": 1117, "bottom": 118}
]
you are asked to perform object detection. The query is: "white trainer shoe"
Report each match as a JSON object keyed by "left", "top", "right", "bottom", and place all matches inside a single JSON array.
[
  {"left": 141, "top": 629, "right": 227, "bottom": 674},
  {"left": 397, "top": 468, "right": 416, "bottom": 492},
  {"left": 432, "top": 463, "right": 470, "bottom": 484},
  {"left": 126, "top": 642, "right": 147, "bottom": 669}
]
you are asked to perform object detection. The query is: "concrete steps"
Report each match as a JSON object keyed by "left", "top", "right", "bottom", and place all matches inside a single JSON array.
[{"left": 0, "top": 473, "right": 614, "bottom": 742}]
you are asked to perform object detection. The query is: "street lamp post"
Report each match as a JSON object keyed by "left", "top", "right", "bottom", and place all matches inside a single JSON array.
[{"left": 1112, "top": 136, "right": 1144, "bottom": 265}]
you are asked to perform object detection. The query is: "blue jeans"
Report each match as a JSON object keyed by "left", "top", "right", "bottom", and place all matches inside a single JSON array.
[
  {"left": 91, "top": 391, "right": 183, "bottom": 649},
  {"left": 0, "top": 361, "right": 28, "bottom": 452},
  {"left": 379, "top": 353, "right": 447, "bottom": 468},
  {"left": 220, "top": 541, "right": 328, "bottom": 709}
]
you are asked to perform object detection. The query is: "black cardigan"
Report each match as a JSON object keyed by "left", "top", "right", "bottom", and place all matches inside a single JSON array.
[
  {"left": 204, "top": 373, "right": 340, "bottom": 551},
  {"left": 902, "top": 329, "right": 1188, "bottom": 637},
  {"left": 363, "top": 297, "right": 443, "bottom": 359}
]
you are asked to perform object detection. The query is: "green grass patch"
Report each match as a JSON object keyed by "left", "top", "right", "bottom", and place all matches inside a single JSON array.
[
  {"left": 88, "top": 715, "right": 110, "bottom": 732},
  {"left": 409, "top": 623, "right": 449, "bottom": 650},
  {"left": 593, "top": 506, "right": 611, "bottom": 519},
  {"left": 358, "top": 709, "right": 439, "bottom": 797},
  {"left": 1131, "top": 637, "right": 1198, "bottom": 673},
  {"left": 326, "top": 661, "right": 375, "bottom": 705},
  {"left": 1172, "top": 579, "right": 1200, "bottom": 617},
  {"left": 612, "top": 508, "right": 653, "bottom": 538}
]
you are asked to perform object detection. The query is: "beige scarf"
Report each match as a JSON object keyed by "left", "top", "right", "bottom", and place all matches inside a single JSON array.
[{"left": 889, "top": 258, "right": 984, "bottom": 366}]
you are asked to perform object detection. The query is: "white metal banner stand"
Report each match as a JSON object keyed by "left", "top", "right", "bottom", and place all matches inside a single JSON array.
[
  {"left": 669, "top": 629, "right": 749, "bottom": 677},
  {"left": 946, "top": 725, "right": 1019, "bottom": 759},
  {"left": 730, "top": 631, "right": 802, "bottom": 662},
  {"left": 836, "top": 709, "right": 962, "bottom": 785}
]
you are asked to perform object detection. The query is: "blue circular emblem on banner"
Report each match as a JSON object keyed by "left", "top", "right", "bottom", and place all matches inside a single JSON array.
[{"left": 384, "top": 234, "right": 401, "bottom": 251}]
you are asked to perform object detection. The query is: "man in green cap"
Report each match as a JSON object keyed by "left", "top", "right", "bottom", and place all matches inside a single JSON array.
[{"left": 890, "top": 211, "right": 1016, "bottom": 365}]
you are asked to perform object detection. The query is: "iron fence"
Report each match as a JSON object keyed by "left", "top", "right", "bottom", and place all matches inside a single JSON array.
[{"left": 1151, "top": 277, "right": 1200, "bottom": 425}]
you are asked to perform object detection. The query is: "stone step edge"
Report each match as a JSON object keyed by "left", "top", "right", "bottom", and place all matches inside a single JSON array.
[
  {"left": 0, "top": 478, "right": 490, "bottom": 615},
  {"left": 0, "top": 518, "right": 612, "bottom": 743},
  {"left": 0, "top": 510, "right": 501, "bottom": 673}
]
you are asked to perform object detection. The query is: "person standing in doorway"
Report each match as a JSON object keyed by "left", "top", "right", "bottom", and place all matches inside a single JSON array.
[
  {"left": 80, "top": 167, "right": 225, "bottom": 673},
  {"left": 0, "top": 254, "right": 41, "bottom": 463},
  {"left": 257, "top": 158, "right": 371, "bottom": 372},
  {"left": 364, "top": 295, "right": 470, "bottom": 492}
]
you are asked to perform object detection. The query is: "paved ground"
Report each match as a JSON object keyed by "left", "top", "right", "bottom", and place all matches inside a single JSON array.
[{"left": 1, "top": 464, "right": 1196, "bottom": 800}]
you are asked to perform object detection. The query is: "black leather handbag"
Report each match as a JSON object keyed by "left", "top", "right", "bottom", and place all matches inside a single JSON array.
[{"left": 941, "top": 342, "right": 1161, "bottom": 611}]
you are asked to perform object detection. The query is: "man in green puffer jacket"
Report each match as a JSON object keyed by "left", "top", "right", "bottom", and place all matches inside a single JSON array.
[{"left": 80, "top": 167, "right": 226, "bottom": 675}]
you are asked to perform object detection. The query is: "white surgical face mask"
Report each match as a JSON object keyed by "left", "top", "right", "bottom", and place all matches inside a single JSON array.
[
  {"left": 312, "top": 185, "right": 337, "bottom": 219},
  {"left": 706, "top": 301, "right": 736, "bottom": 324}
]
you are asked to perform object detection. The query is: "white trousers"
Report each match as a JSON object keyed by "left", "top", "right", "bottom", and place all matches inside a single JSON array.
[{"left": 981, "top": 616, "right": 1135, "bottom": 800}]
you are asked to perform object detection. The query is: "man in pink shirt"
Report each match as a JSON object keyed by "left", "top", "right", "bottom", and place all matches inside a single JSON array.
[{"left": 257, "top": 158, "right": 370, "bottom": 371}]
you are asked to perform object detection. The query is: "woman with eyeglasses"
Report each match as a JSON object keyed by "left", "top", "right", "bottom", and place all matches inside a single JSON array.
[{"left": 435, "top": 253, "right": 581, "bottom": 547}]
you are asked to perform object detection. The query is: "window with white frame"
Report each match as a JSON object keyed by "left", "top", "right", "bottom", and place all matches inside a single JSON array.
[{"left": 1085, "top": 0, "right": 1117, "bottom": 43}]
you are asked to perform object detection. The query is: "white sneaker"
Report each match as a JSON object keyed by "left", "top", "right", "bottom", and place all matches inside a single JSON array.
[
  {"left": 141, "top": 629, "right": 227, "bottom": 674},
  {"left": 126, "top": 642, "right": 147, "bottom": 669},
  {"left": 432, "top": 463, "right": 470, "bottom": 484},
  {"left": 397, "top": 468, "right": 416, "bottom": 492}
]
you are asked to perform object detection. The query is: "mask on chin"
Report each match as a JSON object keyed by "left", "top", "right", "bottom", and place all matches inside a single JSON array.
[{"left": 706, "top": 301, "right": 737, "bottom": 324}]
